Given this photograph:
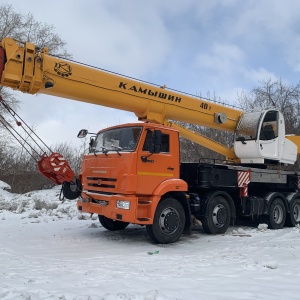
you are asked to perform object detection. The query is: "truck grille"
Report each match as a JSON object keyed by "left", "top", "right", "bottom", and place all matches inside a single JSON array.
[{"left": 86, "top": 176, "right": 117, "bottom": 194}]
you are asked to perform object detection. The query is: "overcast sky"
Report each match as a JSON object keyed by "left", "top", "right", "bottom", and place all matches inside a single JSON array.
[{"left": 2, "top": 0, "right": 300, "bottom": 148}]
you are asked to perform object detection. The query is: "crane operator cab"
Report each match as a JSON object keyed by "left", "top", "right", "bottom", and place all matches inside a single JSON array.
[{"left": 234, "top": 109, "right": 297, "bottom": 165}]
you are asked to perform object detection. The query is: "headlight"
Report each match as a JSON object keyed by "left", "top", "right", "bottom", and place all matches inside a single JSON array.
[{"left": 116, "top": 200, "right": 130, "bottom": 210}]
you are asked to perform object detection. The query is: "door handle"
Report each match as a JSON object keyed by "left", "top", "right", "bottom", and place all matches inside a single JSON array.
[{"left": 167, "top": 167, "right": 174, "bottom": 170}]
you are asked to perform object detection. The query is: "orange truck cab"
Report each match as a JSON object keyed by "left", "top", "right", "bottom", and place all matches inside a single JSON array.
[{"left": 76, "top": 123, "right": 189, "bottom": 242}]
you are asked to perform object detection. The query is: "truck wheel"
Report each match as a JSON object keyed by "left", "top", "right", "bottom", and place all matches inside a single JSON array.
[
  {"left": 285, "top": 198, "right": 300, "bottom": 227},
  {"left": 98, "top": 215, "right": 129, "bottom": 231},
  {"left": 146, "top": 198, "right": 185, "bottom": 244},
  {"left": 202, "top": 195, "right": 231, "bottom": 234},
  {"left": 265, "top": 198, "right": 286, "bottom": 229},
  {"left": 62, "top": 178, "right": 82, "bottom": 200}
]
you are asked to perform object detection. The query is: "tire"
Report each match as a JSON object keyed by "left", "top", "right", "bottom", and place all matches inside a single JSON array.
[
  {"left": 285, "top": 198, "right": 300, "bottom": 227},
  {"left": 202, "top": 194, "right": 231, "bottom": 234},
  {"left": 98, "top": 215, "right": 129, "bottom": 231},
  {"left": 146, "top": 198, "right": 185, "bottom": 244},
  {"left": 62, "top": 178, "right": 82, "bottom": 200},
  {"left": 264, "top": 198, "right": 286, "bottom": 229}
]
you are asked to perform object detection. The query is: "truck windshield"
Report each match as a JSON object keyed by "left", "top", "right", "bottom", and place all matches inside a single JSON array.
[{"left": 93, "top": 126, "right": 142, "bottom": 153}]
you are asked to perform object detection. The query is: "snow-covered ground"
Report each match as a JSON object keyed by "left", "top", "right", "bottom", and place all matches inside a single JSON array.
[{"left": 1, "top": 182, "right": 300, "bottom": 300}]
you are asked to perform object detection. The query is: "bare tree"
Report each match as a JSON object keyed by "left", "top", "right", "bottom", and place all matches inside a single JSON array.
[
  {"left": 0, "top": 140, "right": 85, "bottom": 193},
  {"left": 237, "top": 79, "right": 300, "bottom": 135},
  {"left": 0, "top": 4, "right": 22, "bottom": 40},
  {"left": 0, "top": 3, "right": 71, "bottom": 110},
  {"left": 178, "top": 92, "right": 235, "bottom": 162},
  {"left": 0, "top": 3, "right": 69, "bottom": 55},
  {"left": 179, "top": 125, "right": 233, "bottom": 163},
  {"left": 21, "top": 13, "right": 71, "bottom": 58},
  {"left": 0, "top": 3, "right": 73, "bottom": 192}
]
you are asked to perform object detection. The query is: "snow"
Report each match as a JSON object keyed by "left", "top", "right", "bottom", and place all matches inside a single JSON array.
[
  {"left": 1, "top": 185, "right": 300, "bottom": 299},
  {"left": 0, "top": 180, "right": 11, "bottom": 190}
]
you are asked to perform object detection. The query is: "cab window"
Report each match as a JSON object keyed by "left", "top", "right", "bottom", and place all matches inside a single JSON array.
[
  {"left": 142, "top": 130, "right": 170, "bottom": 153},
  {"left": 259, "top": 111, "right": 278, "bottom": 141}
]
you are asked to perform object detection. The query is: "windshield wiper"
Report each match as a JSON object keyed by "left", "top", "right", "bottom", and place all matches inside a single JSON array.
[
  {"left": 92, "top": 146, "right": 109, "bottom": 156},
  {"left": 93, "top": 146, "right": 122, "bottom": 156},
  {"left": 110, "top": 145, "right": 122, "bottom": 156}
]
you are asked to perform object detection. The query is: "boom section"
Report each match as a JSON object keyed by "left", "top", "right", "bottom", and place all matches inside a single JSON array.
[{"left": 0, "top": 38, "right": 242, "bottom": 131}]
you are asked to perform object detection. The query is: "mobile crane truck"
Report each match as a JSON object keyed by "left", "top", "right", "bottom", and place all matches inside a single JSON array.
[{"left": 1, "top": 37, "right": 300, "bottom": 243}]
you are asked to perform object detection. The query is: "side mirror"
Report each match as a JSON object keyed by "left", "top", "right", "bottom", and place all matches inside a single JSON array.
[{"left": 77, "top": 129, "right": 88, "bottom": 138}]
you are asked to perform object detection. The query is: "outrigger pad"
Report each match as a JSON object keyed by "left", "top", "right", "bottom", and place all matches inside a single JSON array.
[{"left": 38, "top": 152, "right": 75, "bottom": 185}]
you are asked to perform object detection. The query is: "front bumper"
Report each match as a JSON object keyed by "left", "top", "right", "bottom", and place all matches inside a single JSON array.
[{"left": 77, "top": 192, "right": 154, "bottom": 225}]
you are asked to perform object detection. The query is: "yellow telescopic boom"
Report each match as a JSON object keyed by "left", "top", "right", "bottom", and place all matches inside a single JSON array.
[{"left": 0, "top": 38, "right": 242, "bottom": 131}]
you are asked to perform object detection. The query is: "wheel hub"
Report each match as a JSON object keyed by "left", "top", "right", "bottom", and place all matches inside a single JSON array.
[
  {"left": 159, "top": 208, "right": 179, "bottom": 234},
  {"left": 273, "top": 204, "right": 284, "bottom": 224},
  {"left": 293, "top": 204, "right": 300, "bottom": 222},
  {"left": 212, "top": 204, "right": 227, "bottom": 227}
]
